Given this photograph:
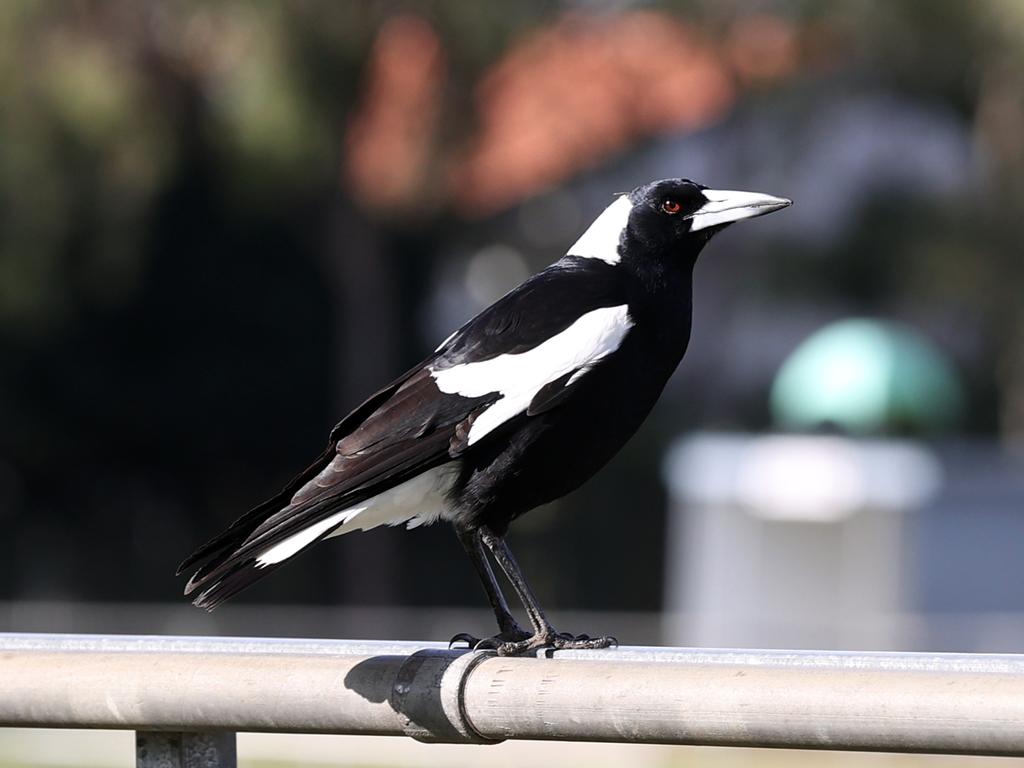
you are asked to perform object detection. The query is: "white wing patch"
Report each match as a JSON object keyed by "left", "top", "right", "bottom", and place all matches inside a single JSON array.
[
  {"left": 430, "top": 304, "right": 633, "bottom": 446},
  {"left": 566, "top": 195, "right": 633, "bottom": 264},
  {"left": 255, "top": 463, "right": 458, "bottom": 567}
]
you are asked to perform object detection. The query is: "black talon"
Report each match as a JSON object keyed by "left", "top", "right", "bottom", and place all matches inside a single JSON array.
[
  {"left": 448, "top": 632, "right": 481, "bottom": 649},
  {"left": 451, "top": 625, "right": 533, "bottom": 653},
  {"left": 491, "top": 628, "right": 618, "bottom": 656}
]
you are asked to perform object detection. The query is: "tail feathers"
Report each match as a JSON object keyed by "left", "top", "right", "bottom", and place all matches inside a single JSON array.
[
  {"left": 178, "top": 445, "right": 341, "bottom": 606},
  {"left": 180, "top": 501, "right": 305, "bottom": 610},
  {"left": 187, "top": 557, "right": 282, "bottom": 611},
  {"left": 176, "top": 485, "right": 293, "bottom": 589},
  {"left": 182, "top": 522, "right": 307, "bottom": 611},
  {"left": 182, "top": 506, "right": 345, "bottom": 610},
  {"left": 186, "top": 511, "right": 348, "bottom": 609},
  {"left": 176, "top": 508, "right": 268, "bottom": 578},
  {"left": 178, "top": 451, "right": 330, "bottom": 575}
]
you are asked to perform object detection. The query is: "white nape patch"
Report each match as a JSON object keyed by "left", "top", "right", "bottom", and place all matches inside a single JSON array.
[
  {"left": 688, "top": 189, "right": 792, "bottom": 232},
  {"left": 255, "top": 463, "right": 458, "bottom": 567},
  {"left": 566, "top": 196, "right": 633, "bottom": 264},
  {"left": 431, "top": 304, "right": 633, "bottom": 445}
]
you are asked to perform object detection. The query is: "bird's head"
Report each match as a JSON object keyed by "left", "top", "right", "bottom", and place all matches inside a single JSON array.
[
  {"left": 567, "top": 178, "right": 791, "bottom": 267},
  {"left": 627, "top": 178, "right": 791, "bottom": 251}
]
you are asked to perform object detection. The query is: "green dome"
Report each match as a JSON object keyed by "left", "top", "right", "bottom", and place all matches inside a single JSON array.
[{"left": 770, "top": 318, "right": 963, "bottom": 434}]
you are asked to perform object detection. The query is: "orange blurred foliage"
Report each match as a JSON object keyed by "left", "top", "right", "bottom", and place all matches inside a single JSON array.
[
  {"left": 345, "top": 14, "right": 445, "bottom": 211},
  {"left": 346, "top": 10, "right": 821, "bottom": 218}
]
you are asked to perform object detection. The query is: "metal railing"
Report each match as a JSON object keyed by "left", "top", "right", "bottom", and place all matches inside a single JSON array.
[{"left": 2, "top": 633, "right": 1024, "bottom": 766}]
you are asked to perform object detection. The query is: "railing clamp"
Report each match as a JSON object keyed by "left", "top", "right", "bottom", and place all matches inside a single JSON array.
[{"left": 389, "top": 649, "right": 503, "bottom": 744}]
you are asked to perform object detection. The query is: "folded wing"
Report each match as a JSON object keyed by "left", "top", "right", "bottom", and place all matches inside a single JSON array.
[{"left": 179, "top": 258, "right": 630, "bottom": 608}]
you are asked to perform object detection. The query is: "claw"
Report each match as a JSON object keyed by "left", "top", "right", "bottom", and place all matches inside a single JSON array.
[
  {"left": 451, "top": 621, "right": 620, "bottom": 655},
  {"left": 495, "top": 629, "right": 618, "bottom": 656},
  {"left": 450, "top": 626, "right": 532, "bottom": 651},
  {"left": 556, "top": 634, "right": 616, "bottom": 650},
  {"left": 448, "top": 632, "right": 481, "bottom": 649}
]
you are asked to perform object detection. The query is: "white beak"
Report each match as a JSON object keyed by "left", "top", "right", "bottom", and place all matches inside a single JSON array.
[{"left": 687, "top": 189, "right": 792, "bottom": 232}]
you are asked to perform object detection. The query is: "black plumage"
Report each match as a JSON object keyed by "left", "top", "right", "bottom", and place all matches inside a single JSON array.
[{"left": 179, "top": 178, "right": 791, "bottom": 654}]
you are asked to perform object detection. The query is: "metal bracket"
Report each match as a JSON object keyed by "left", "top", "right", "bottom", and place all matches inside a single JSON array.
[{"left": 389, "top": 649, "right": 503, "bottom": 744}]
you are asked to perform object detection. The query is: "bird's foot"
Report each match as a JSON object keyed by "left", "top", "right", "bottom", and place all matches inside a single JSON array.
[
  {"left": 448, "top": 625, "right": 532, "bottom": 651},
  {"left": 495, "top": 629, "right": 618, "bottom": 657}
]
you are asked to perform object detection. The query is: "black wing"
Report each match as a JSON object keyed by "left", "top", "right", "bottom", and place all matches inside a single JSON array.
[
  {"left": 436, "top": 256, "right": 626, "bottom": 367},
  {"left": 179, "top": 257, "right": 625, "bottom": 607},
  {"left": 179, "top": 367, "right": 498, "bottom": 607}
]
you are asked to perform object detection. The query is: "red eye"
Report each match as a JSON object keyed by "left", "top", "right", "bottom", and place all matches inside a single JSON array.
[{"left": 662, "top": 199, "right": 682, "bottom": 214}]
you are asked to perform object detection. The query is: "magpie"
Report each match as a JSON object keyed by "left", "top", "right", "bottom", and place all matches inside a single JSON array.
[{"left": 178, "top": 178, "right": 791, "bottom": 655}]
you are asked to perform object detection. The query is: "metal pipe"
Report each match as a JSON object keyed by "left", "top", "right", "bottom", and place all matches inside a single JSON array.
[{"left": 2, "top": 633, "right": 1023, "bottom": 754}]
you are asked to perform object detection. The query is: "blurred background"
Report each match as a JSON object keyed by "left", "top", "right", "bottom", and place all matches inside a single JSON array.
[{"left": 2, "top": 1, "right": 1024, "bottom": 766}]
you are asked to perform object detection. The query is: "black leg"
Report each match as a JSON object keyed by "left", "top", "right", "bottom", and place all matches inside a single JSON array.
[
  {"left": 478, "top": 525, "right": 617, "bottom": 655},
  {"left": 449, "top": 527, "right": 530, "bottom": 649},
  {"left": 478, "top": 527, "right": 549, "bottom": 632}
]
